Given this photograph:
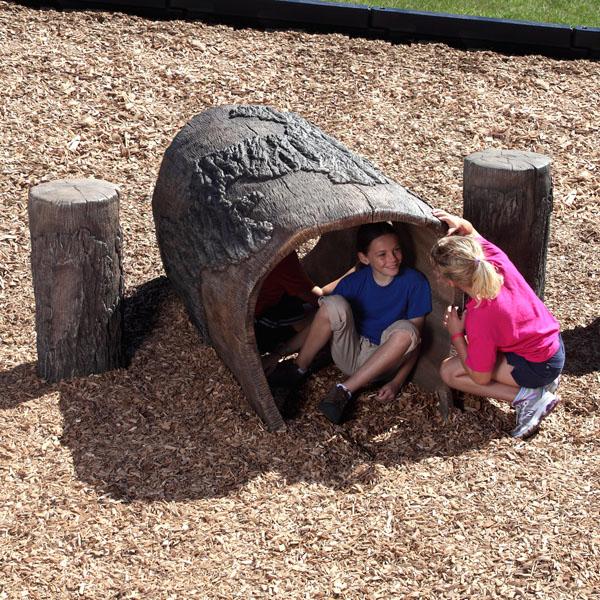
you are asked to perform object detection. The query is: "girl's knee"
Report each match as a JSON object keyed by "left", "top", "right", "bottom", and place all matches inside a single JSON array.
[{"left": 439, "top": 357, "right": 460, "bottom": 385}]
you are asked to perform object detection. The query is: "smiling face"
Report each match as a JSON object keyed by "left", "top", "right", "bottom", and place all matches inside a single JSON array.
[{"left": 358, "top": 233, "right": 402, "bottom": 285}]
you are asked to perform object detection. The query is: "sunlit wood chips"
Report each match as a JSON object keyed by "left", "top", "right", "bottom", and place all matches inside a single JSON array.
[{"left": 0, "top": 1, "right": 598, "bottom": 598}]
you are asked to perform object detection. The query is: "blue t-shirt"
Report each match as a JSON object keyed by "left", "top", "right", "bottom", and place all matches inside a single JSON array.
[{"left": 334, "top": 266, "right": 432, "bottom": 345}]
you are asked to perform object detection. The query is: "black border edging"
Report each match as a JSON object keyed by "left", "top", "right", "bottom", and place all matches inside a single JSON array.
[
  {"left": 573, "top": 26, "right": 600, "bottom": 51},
  {"left": 53, "top": 0, "right": 600, "bottom": 59},
  {"left": 171, "top": 0, "right": 371, "bottom": 28},
  {"left": 60, "top": 0, "right": 168, "bottom": 8}
]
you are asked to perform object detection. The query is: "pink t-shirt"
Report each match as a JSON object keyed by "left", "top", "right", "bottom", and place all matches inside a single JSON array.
[{"left": 465, "top": 236, "right": 560, "bottom": 373}]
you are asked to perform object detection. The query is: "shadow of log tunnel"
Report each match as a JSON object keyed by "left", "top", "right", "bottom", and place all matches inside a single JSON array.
[
  {"left": 6, "top": 263, "right": 572, "bottom": 504},
  {"left": 1, "top": 282, "right": 507, "bottom": 503},
  {"left": 53, "top": 289, "right": 507, "bottom": 503},
  {"left": 12, "top": 280, "right": 600, "bottom": 502}
]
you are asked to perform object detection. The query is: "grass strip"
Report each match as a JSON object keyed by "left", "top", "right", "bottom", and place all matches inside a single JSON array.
[{"left": 322, "top": 0, "right": 600, "bottom": 27}]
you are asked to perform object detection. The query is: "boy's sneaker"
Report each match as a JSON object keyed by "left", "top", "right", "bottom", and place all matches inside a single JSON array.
[
  {"left": 318, "top": 384, "right": 352, "bottom": 424},
  {"left": 267, "top": 358, "right": 306, "bottom": 391},
  {"left": 511, "top": 387, "right": 560, "bottom": 439}
]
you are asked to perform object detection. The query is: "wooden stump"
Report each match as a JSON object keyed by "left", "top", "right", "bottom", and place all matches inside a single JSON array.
[
  {"left": 153, "top": 105, "right": 454, "bottom": 430},
  {"left": 28, "top": 179, "right": 124, "bottom": 382},
  {"left": 463, "top": 149, "right": 553, "bottom": 298}
]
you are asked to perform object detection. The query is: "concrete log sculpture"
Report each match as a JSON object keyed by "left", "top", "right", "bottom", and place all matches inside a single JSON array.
[
  {"left": 28, "top": 179, "right": 124, "bottom": 382},
  {"left": 153, "top": 105, "right": 453, "bottom": 430}
]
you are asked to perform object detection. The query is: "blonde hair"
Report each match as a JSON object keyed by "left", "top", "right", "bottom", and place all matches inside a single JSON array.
[{"left": 431, "top": 236, "right": 504, "bottom": 301}]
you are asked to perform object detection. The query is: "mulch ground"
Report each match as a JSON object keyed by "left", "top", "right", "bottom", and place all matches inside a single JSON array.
[{"left": 0, "top": 2, "right": 599, "bottom": 598}]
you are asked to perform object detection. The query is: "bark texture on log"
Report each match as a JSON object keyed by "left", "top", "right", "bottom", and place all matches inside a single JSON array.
[
  {"left": 463, "top": 149, "right": 553, "bottom": 298},
  {"left": 29, "top": 179, "right": 124, "bottom": 382},
  {"left": 153, "top": 105, "right": 453, "bottom": 430}
]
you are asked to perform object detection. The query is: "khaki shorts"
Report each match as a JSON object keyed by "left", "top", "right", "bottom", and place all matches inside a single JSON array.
[{"left": 319, "top": 295, "right": 421, "bottom": 378}]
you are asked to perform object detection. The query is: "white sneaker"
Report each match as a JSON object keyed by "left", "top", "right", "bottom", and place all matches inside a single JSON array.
[
  {"left": 544, "top": 375, "right": 561, "bottom": 395},
  {"left": 511, "top": 387, "right": 560, "bottom": 439}
]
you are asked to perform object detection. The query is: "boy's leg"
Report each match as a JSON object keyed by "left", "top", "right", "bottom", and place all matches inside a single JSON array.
[
  {"left": 318, "top": 320, "right": 419, "bottom": 423},
  {"left": 296, "top": 296, "right": 360, "bottom": 372},
  {"left": 376, "top": 349, "right": 420, "bottom": 401},
  {"left": 257, "top": 295, "right": 314, "bottom": 355},
  {"left": 294, "top": 305, "right": 334, "bottom": 371},
  {"left": 262, "top": 324, "right": 313, "bottom": 375},
  {"left": 342, "top": 322, "right": 420, "bottom": 393},
  {"left": 439, "top": 355, "right": 520, "bottom": 402},
  {"left": 274, "top": 319, "right": 313, "bottom": 356},
  {"left": 268, "top": 296, "right": 358, "bottom": 387}
]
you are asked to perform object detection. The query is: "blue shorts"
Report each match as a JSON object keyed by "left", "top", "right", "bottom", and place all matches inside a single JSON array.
[{"left": 506, "top": 335, "right": 565, "bottom": 388}]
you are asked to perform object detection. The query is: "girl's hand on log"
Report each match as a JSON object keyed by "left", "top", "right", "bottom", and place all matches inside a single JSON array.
[
  {"left": 432, "top": 209, "right": 472, "bottom": 237},
  {"left": 443, "top": 305, "right": 465, "bottom": 336}
]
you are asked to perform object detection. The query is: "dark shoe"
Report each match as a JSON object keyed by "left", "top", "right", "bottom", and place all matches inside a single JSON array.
[
  {"left": 267, "top": 358, "right": 306, "bottom": 390},
  {"left": 273, "top": 387, "right": 303, "bottom": 420},
  {"left": 318, "top": 385, "right": 352, "bottom": 424}
]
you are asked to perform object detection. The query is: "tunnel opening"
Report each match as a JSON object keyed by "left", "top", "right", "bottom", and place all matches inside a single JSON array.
[{"left": 251, "top": 218, "right": 451, "bottom": 411}]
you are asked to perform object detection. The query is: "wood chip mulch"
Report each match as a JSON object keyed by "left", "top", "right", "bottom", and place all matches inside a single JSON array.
[{"left": 0, "top": 2, "right": 598, "bottom": 598}]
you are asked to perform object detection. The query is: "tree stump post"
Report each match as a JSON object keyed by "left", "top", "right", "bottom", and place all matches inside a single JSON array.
[
  {"left": 463, "top": 149, "right": 553, "bottom": 298},
  {"left": 28, "top": 179, "right": 124, "bottom": 382}
]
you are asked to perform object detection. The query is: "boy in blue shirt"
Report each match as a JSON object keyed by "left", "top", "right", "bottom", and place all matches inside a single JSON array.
[{"left": 269, "top": 222, "right": 432, "bottom": 423}]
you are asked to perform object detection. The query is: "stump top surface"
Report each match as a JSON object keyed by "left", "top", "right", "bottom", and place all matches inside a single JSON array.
[
  {"left": 30, "top": 179, "right": 119, "bottom": 205},
  {"left": 466, "top": 149, "right": 551, "bottom": 171}
]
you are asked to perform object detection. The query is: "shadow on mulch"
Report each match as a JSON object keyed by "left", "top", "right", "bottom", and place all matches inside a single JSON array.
[
  {"left": 0, "top": 277, "right": 171, "bottom": 410},
  {"left": 123, "top": 275, "right": 172, "bottom": 363},
  {"left": 56, "top": 375, "right": 509, "bottom": 503},
  {"left": 561, "top": 317, "right": 600, "bottom": 377},
  {"left": 0, "top": 362, "right": 56, "bottom": 409},
  {"left": 3, "top": 276, "right": 508, "bottom": 503},
  {"left": 59, "top": 278, "right": 509, "bottom": 502}
]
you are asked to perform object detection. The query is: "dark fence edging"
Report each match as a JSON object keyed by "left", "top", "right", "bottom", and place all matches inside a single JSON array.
[
  {"left": 53, "top": 0, "right": 600, "bottom": 59},
  {"left": 261, "top": 0, "right": 371, "bottom": 28},
  {"left": 70, "top": 0, "right": 168, "bottom": 7},
  {"left": 573, "top": 26, "right": 600, "bottom": 51}
]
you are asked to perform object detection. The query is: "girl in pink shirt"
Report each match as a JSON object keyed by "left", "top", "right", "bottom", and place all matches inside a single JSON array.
[{"left": 430, "top": 210, "right": 564, "bottom": 439}]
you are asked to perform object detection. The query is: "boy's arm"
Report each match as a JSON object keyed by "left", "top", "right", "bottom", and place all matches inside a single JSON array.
[
  {"left": 320, "top": 266, "right": 356, "bottom": 295},
  {"left": 296, "top": 285, "right": 323, "bottom": 305},
  {"left": 432, "top": 209, "right": 479, "bottom": 237},
  {"left": 281, "top": 252, "right": 323, "bottom": 305}
]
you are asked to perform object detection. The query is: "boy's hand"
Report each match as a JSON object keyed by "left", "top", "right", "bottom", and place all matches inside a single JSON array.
[{"left": 377, "top": 382, "right": 400, "bottom": 402}]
